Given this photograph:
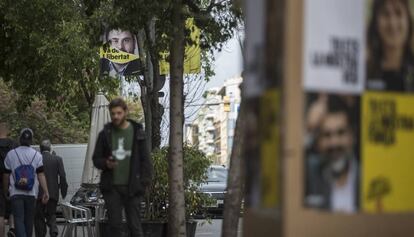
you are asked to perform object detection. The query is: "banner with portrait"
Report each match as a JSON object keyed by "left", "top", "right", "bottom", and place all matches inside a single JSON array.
[
  {"left": 303, "top": 93, "right": 361, "bottom": 213},
  {"left": 99, "top": 29, "right": 141, "bottom": 77}
]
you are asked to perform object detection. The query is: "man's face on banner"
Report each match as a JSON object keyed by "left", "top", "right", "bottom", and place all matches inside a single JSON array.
[
  {"left": 318, "top": 112, "right": 354, "bottom": 175},
  {"left": 107, "top": 29, "right": 135, "bottom": 54}
]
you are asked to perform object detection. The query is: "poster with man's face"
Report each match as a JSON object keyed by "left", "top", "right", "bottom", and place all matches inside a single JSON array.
[
  {"left": 304, "top": 93, "right": 360, "bottom": 213},
  {"left": 100, "top": 29, "right": 141, "bottom": 77}
]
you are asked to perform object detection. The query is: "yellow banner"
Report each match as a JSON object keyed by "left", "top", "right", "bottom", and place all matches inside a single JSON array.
[
  {"left": 362, "top": 92, "right": 414, "bottom": 213},
  {"left": 100, "top": 45, "right": 139, "bottom": 64},
  {"left": 159, "top": 18, "right": 201, "bottom": 75},
  {"left": 260, "top": 89, "right": 280, "bottom": 208}
]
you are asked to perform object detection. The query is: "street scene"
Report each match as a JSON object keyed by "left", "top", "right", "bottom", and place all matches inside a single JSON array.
[
  {"left": 3, "top": 219, "right": 242, "bottom": 237},
  {"left": 2, "top": 0, "right": 414, "bottom": 237}
]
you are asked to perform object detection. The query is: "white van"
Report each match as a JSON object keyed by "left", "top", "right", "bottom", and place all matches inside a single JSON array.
[{"left": 33, "top": 144, "right": 87, "bottom": 202}]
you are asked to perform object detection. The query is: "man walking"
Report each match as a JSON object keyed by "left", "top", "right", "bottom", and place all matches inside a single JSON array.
[
  {"left": 0, "top": 122, "right": 17, "bottom": 237},
  {"left": 34, "top": 139, "right": 68, "bottom": 237},
  {"left": 3, "top": 128, "right": 49, "bottom": 237},
  {"left": 93, "top": 97, "right": 152, "bottom": 237}
]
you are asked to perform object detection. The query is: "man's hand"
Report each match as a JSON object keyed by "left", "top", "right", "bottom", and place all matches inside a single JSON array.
[
  {"left": 106, "top": 156, "right": 118, "bottom": 169},
  {"left": 307, "top": 94, "right": 327, "bottom": 132},
  {"left": 37, "top": 172, "right": 49, "bottom": 204},
  {"left": 61, "top": 189, "right": 67, "bottom": 200},
  {"left": 42, "top": 192, "right": 49, "bottom": 204}
]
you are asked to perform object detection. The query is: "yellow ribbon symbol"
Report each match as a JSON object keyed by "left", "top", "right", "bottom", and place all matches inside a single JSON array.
[{"left": 100, "top": 45, "right": 139, "bottom": 64}]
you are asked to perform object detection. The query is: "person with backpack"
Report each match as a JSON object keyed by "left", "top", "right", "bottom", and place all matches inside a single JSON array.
[
  {"left": 0, "top": 122, "right": 18, "bottom": 237},
  {"left": 3, "top": 128, "right": 49, "bottom": 237}
]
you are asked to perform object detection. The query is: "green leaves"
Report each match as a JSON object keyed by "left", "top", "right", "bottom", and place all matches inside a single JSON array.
[
  {"left": 143, "top": 146, "right": 213, "bottom": 220},
  {"left": 1, "top": 0, "right": 116, "bottom": 110},
  {"left": 0, "top": 80, "right": 89, "bottom": 144},
  {"left": 92, "top": 0, "right": 242, "bottom": 70}
]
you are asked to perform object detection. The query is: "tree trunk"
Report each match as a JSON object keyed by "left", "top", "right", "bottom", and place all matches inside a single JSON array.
[
  {"left": 151, "top": 98, "right": 162, "bottom": 149},
  {"left": 137, "top": 29, "right": 153, "bottom": 150},
  {"left": 376, "top": 197, "right": 383, "bottom": 213},
  {"left": 146, "top": 17, "right": 163, "bottom": 150},
  {"left": 221, "top": 98, "right": 246, "bottom": 237},
  {"left": 168, "top": 0, "right": 187, "bottom": 236},
  {"left": 141, "top": 90, "right": 152, "bottom": 150}
]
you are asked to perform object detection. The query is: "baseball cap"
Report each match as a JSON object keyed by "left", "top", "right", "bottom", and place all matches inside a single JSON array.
[{"left": 20, "top": 128, "right": 33, "bottom": 141}]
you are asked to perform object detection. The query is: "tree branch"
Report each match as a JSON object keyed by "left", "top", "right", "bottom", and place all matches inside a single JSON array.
[
  {"left": 183, "top": 0, "right": 201, "bottom": 13},
  {"left": 184, "top": 0, "right": 227, "bottom": 18},
  {"left": 207, "top": 0, "right": 227, "bottom": 12}
]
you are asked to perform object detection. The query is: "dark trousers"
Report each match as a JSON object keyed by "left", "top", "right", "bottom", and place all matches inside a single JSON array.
[
  {"left": 34, "top": 199, "right": 58, "bottom": 237},
  {"left": 0, "top": 190, "right": 6, "bottom": 217},
  {"left": 103, "top": 186, "right": 143, "bottom": 237},
  {"left": 10, "top": 195, "right": 36, "bottom": 237}
]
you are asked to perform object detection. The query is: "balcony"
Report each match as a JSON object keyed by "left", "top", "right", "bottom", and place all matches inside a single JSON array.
[
  {"left": 206, "top": 113, "right": 215, "bottom": 119},
  {"left": 206, "top": 126, "right": 215, "bottom": 131}
]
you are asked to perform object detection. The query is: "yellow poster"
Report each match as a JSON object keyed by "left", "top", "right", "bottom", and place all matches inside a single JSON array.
[
  {"left": 260, "top": 89, "right": 280, "bottom": 208},
  {"left": 362, "top": 92, "right": 414, "bottom": 213},
  {"left": 159, "top": 18, "right": 201, "bottom": 75}
]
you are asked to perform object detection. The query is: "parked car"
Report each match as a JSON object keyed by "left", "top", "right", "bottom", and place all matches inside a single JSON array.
[{"left": 199, "top": 165, "right": 228, "bottom": 216}]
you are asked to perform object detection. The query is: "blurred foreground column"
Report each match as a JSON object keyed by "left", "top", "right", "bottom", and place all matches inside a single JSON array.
[
  {"left": 242, "top": 0, "right": 284, "bottom": 236},
  {"left": 243, "top": 0, "right": 414, "bottom": 236}
]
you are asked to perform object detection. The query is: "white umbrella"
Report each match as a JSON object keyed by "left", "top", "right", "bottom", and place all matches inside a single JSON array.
[{"left": 81, "top": 92, "right": 111, "bottom": 184}]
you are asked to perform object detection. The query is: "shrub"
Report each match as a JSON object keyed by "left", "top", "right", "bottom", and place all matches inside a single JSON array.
[{"left": 143, "top": 146, "right": 214, "bottom": 221}]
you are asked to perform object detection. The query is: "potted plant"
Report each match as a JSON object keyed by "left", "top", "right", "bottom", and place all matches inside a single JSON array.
[{"left": 142, "top": 146, "right": 214, "bottom": 237}]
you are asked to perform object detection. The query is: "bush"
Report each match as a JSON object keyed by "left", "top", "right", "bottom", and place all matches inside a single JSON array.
[{"left": 143, "top": 146, "right": 214, "bottom": 221}]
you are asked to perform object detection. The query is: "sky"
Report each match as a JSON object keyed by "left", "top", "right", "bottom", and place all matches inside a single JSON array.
[
  {"left": 159, "top": 36, "right": 243, "bottom": 145},
  {"left": 207, "top": 36, "right": 243, "bottom": 89}
]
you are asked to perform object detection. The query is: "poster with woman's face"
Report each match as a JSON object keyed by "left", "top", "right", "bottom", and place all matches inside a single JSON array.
[
  {"left": 99, "top": 29, "right": 141, "bottom": 78},
  {"left": 366, "top": 0, "right": 414, "bottom": 92}
]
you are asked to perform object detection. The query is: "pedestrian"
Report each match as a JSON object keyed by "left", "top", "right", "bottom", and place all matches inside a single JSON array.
[
  {"left": 3, "top": 128, "right": 49, "bottom": 237},
  {"left": 34, "top": 139, "right": 68, "bottom": 237},
  {"left": 93, "top": 97, "right": 152, "bottom": 237},
  {"left": 0, "top": 122, "right": 18, "bottom": 237}
]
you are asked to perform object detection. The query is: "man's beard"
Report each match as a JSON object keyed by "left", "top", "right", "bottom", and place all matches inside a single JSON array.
[
  {"left": 330, "top": 156, "right": 350, "bottom": 179},
  {"left": 323, "top": 147, "right": 352, "bottom": 179},
  {"left": 112, "top": 117, "right": 126, "bottom": 127}
]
